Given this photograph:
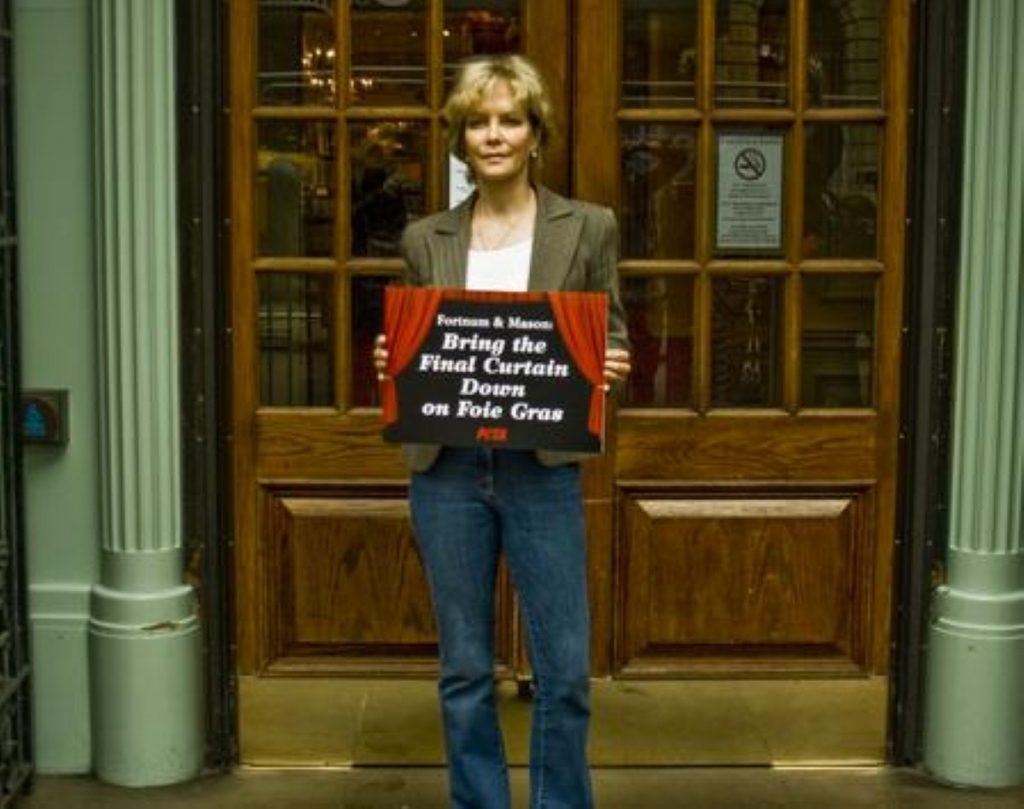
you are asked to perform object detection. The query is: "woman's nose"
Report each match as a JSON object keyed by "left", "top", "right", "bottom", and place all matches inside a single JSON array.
[{"left": 485, "top": 119, "right": 501, "bottom": 140}]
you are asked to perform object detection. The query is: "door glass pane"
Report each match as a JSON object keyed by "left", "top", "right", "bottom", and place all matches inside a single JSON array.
[
  {"left": 802, "top": 274, "right": 875, "bottom": 407},
  {"left": 803, "top": 124, "right": 880, "bottom": 259},
  {"left": 808, "top": 0, "right": 883, "bottom": 108},
  {"left": 351, "top": 122, "right": 428, "bottom": 257},
  {"left": 711, "top": 276, "right": 782, "bottom": 407},
  {"left": 350, "top": 0, "right": 427, "bottom": 106},
  {"left": 351, "top": 275, "right": 393, "bottom": 407},
  {"left": 715, "top": 0, "right": 789, "bottom": 108},
  {"left": 622, "top": 275, "right": 695, "bottom": 408},
  {"left": 257, "top": 121, "right": 336, "bottom": 258},
  {"left": 444, "top": 1, "right": 522, "bottom": 90},
  {"left": 620, "top": 124, "right": 698, "bottom": 259},
  {"left": 259, "top": 273, "right": 334, "bottom": 406},
  {"left": 622, "top": 0, "right": 698, "bottom": 108},
  {"left": 258, "top": 0, "right": 336, "bottom": 106}
]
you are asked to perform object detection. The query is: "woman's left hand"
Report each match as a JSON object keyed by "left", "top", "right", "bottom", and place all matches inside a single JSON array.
[{"left": 603, "top": 348, "right": 632, "bottom": 390}]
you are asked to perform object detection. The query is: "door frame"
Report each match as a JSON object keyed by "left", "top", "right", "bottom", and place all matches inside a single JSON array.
[{"left": 179, "top": 0, "right": 962, "bottom": 766}]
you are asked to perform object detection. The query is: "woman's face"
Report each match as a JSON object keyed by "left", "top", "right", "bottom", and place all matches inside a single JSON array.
[{"left": 463, "top": 80, "right": 536, "bottom": 187}]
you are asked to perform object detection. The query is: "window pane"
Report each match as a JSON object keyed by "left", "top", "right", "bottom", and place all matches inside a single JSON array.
[
  {"left": 622, "top": 0, "right": 698, "bottom": 108},
  {"left": 622, "top": 275, "right": 695, "bottom": 408},
  {"left": 351, "top": 122, "right": 427, "bottom": 257},
  {"left": 715, "top": 0, "right": 789, "bottom": 108},
  {"left": 259, "top": 273, "right": 334, "bottom": 406},
  {"left": 808, "top": 0, "right": 883, "bottom": 108},
  {"left": 801, "top": 275, "right": 875, "bottom": 407},
  {"left": 258, "top": 1, "right": 336, "bottom": 106},
  {"left": 444, "top": 2, "right": 522, "bottom": 91},
  {"left": 620, "top": 124, "right": 698, "bottom": 259},
  {"left": 351, "top": 0, "right": 427, "bottom": 106},
  {"left": 351, "top": 275, "right": 392, "bottom": 407},
  {"left": 711, "top": 276, "right": 782, "bottom": 407},
  {"left": 803, "top": 124, "right": 880, "bottom": 259},
  {"left": 257, "top": 121, "right": 336, "bottom": 258}
]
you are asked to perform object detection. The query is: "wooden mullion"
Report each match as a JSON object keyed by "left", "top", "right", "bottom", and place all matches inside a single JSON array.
[
  {"left": 342, "top": 107, "right": 434, "bottom": 121},
  {"left": 799, "top": 260, "right": 885, "bottom": 274},
  {"left": 253, "top": 258, "right": 337, "bottom": 273},
  {"left": 335, "top": 2, "right": 351, "bottom": 409},
  {"left": 428, "top": 0, "right": 444, "bottom": 212},
  {"left": 617, "top": 108, "right": 703, "bottom": 124},
  {"left": 695, "top": 272, "right": 711, "bottom": 414},
  {"left": 252, "top": 106, "right": 337, "bottom": 120},
  {"left": 694, "top": 0, "right": 715, "bottom": 414},
  {"left": 709, "top": 109, "right": 796, "bottom": 124},
  {"left": 618, "top": 260, "right": 702, "bottom": 275},
  {"left": 803, "top": 108, "right": 887, "bottom": 123},
  {"left": 347, "top": 258, "right": 405, "bottom": 275},
  {"left": 707, "top": 259, "right": 789, "bottom": 274},
  {"left": 338, "top": 0, "right": 351, "bottom": 111},
  {"left": 784, "top": 271, "right": 801, "bottom": 413}
]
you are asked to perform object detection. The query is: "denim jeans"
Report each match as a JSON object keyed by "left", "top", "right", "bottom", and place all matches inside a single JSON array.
[{"left": 410, "top": 447, "right": 593, "bottom": 809}]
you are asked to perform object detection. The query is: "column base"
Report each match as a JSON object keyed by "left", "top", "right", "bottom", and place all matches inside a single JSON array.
[
  {"left": 88, "top": 550, "right": 202, "bottom": 787},
  {"left": 923, "top": 583, "right": 1024, "bottom": 787}
]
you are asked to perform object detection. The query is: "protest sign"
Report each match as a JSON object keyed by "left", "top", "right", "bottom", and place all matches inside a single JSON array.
[{"left": 380, "top": 287, "right": 608, "bottom": 452}]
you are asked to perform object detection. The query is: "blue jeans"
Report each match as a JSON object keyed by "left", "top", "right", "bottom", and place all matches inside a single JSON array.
[{"left": 410, "top": 448, "right": 593, "bottom": 809}]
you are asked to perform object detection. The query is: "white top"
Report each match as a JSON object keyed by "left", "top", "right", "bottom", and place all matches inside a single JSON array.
[{"left": 466, "top": 239, "right": 533, "bottom": 292}]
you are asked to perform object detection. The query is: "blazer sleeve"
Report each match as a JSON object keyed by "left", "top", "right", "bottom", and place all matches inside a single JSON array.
[
  {"left": 595, "top": 206, "right": 631, "bottom": 353},
  {"left": 399, "top": 223, "right": 427, "bottom": 287}
]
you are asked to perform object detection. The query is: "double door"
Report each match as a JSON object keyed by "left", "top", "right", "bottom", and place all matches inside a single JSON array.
[{"left": 231, "top": 0, "right": 908, "bottom": 763}]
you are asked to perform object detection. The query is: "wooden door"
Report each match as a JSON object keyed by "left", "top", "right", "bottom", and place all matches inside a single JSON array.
[
  {"left": 230, "top": 0, "right": 568, "bottom": 716},
  {"left": 230, "top": 0, "right": 910, "bottom": 764},
  {"left": 576, "top": 0, "right": 908, "bottom": 681}
]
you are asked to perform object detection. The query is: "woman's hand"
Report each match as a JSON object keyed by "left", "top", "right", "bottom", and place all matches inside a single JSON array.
[
  {"left": 603, "top": 347, "right": 631, "bottom": 391},
  {"left": 373, "top": 334, "right": 389, "bottom": 380}
]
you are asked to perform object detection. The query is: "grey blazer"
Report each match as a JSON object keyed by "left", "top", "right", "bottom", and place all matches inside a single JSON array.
[{"left": 398, "top": 185, "right": 629, "bottom": 473}]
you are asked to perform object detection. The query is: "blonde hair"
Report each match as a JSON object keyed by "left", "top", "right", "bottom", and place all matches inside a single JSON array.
[{"left": 442, "top": 55, "right": 555, "bottom": 168}]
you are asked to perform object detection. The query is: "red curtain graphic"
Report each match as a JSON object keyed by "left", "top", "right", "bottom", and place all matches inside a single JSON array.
[
  {"left": 548, "top": 291, "right": 608, "bottom": 437},
  {"left": 381, "top": 286, "right": 443, "bottom": 425}
]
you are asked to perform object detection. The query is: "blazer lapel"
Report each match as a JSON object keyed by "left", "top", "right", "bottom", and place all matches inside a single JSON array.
[
  {"left": 430, "top": 195, "right": 473, "bottom": 289},
  {"left": 528, "top": 186, "right": 583, "bottom": 292}
]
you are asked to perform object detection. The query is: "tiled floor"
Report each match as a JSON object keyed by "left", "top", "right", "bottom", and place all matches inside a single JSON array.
[{"left": 19, "top": 767, "right": 1024, "bottom": 809}]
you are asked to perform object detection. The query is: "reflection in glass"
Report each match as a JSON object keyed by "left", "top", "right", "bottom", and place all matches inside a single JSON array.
[
  {"left": 259, "top": 273, "right": 333, "bottom": 406},
  {"left": 257, "top": 121, "right": 335, "bottom": 258},
  {"left": 622, "top": 276, "right": 695, "bottom": 408},
  {"left": 351, "top": 0, "right": 427, "bottom": 106},
  {"left": 258, "top": 1, "right": 336, "bottom": 106},
  {"left": 802, "top": 275, "right": 875, "bottom": 407},
  {"left": 711, "top": 276, "right": 782, "bottom": 407},
  {"left": 804, "top": 124, "right": 879, "bottom": 258},
  {"left": 622, "top": 0, "right": 698, "bottom": 108},
  {"left": 808, "top": 0, "right": 883, "bottom": 108},
  {"left": 620, "top": 124, "right": 698, "bottom": 259},
  {"left": 351, "top": 275, "right": 392, "bottom": 407},
  {"left": 444, "top": 2, "right": 522, "bottom": 91},
  {"left": 350, "top": 122, "right": 427, "bottom": 257},
  {"left": 715, "top": 0, "right": 789, "bottom": 107}
]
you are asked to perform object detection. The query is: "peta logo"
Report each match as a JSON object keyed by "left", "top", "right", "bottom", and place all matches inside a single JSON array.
[{"left": 476, "top": 426, "right": 509, "bottom": 443}]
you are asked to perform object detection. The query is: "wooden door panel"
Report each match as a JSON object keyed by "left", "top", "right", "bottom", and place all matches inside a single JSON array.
[
  {"left": 617, "top": 491, "right": 875, "bottom": 677},
  {"left": 261, "top": 486, "right": 517, "bottom": 676}
]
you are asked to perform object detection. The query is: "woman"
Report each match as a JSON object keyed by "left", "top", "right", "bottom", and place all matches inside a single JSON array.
[{"left": 374, "top": 54, "right": 630, "bottom": 809}]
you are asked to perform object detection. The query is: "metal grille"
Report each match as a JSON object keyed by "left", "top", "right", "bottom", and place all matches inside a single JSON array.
[{"left": 0, "top": 0, "right": 33, "bottom": 801}]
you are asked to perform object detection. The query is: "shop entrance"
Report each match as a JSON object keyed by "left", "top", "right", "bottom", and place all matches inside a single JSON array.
[{"left": 229, "top": 0, "right": 909, "bottom": 764}]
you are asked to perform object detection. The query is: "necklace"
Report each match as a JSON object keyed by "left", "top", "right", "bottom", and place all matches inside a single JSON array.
[{"left": 472, "top": 196, "right": 535, "bottom": 251}]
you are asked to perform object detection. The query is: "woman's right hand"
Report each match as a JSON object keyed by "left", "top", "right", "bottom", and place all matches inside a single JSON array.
[{"left": 373, "top": 333, "right": 389, "bottom": 380}]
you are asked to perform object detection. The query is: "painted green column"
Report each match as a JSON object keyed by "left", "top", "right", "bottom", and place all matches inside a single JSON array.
[
  {"left": 923, "top": 0, "right": 1024, "bottom": 789},
  {"left": 87, "top": 0, "right": 202, "bottom": 786}
]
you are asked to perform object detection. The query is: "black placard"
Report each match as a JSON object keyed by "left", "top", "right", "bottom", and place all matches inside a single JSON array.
[{"left": 382, "top": 291, "right": 606, "bottom": 453}]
